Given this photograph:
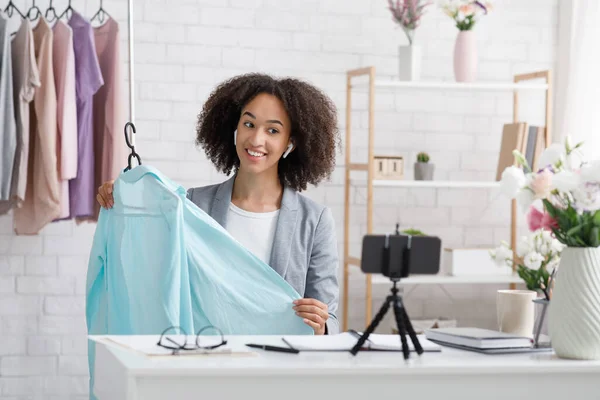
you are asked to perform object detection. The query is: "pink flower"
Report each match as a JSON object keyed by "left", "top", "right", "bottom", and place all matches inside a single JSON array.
[
  {"left": 527, "top": 206, "right": 558, "bottom": 232},
  {"left": 459, "top": 4, "right": 474, "bottom": 15},
  {"left": 530, "top": 168, "right": 553, "bottom": 199}
]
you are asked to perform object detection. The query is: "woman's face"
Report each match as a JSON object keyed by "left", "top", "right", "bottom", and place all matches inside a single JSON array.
[{"left": 235, "top": 93, "right": 293, "bottom": 176}]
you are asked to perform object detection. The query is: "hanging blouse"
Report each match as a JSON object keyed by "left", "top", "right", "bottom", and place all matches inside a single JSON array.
[
  {"left": 68, "top": 11, "right": 104, "bottom": 220},
  {"left": 14, "top": 18, "right": 60, "bottom": 234},
  {"left": 0, "top": 17, "right": 35, "bottom": 215},
  {"left": 91, "top": 17, "right": 126, "bottom": 221},
  {"left": 0, "top": 15, "right": 17, "bottom": 203},
  {"left": 52, "top": 20, "right": 78, "bottom": 220}
]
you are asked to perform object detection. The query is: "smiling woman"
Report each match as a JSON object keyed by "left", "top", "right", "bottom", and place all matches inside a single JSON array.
[
  {"left": 97, "top": 73, "right": 342, "bottom": 335},
  {"left": 195, "top": 73, "right": 339, "bottom": 193},
  {"left": 190, "top": 73, "right": 341, "bottom": 335}
]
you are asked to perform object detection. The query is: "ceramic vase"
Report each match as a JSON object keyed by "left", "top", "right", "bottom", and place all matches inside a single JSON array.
[
  {"left": 453, "top": 30, "right": 477, "bottom": 82},
  {"left": 548, "top": 247, "right": 600, "bottom": 360},
  {"left": 398, "top": 45, "right": 421, "bottom": 81}
]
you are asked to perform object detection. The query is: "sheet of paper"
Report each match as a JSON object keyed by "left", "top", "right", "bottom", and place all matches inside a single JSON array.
[
  {"left": 282, "top": 332, "right": 441, "bottom": 352},
  {"left": 361, "top": 333, "right": 441, "bottom": 351}
]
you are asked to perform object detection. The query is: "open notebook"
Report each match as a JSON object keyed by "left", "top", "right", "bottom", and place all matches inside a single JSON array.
[{"left": 281, "top": 331, "right": 441, "bottom": 352}]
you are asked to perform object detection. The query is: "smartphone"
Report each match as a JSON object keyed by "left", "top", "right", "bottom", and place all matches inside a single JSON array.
[{"left": 360, "top": 234, "right": 441, "bottom": 277}]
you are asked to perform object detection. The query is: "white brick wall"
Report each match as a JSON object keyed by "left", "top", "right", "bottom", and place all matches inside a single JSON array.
[{"left": 0, "top": 0, "right": 557, "bottom": 398}]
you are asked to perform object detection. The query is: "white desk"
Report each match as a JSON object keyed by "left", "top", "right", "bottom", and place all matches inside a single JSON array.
[{"left": 90, "top": 335, "right": 600, "bottom": 400}]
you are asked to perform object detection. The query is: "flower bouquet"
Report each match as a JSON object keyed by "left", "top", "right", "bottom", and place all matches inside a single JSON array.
[
  {"left": 498, "top": 136, "right": 600, "bottom": 360},
  {"left": 439, "top": 0, "right": 494, "bottom": 82},
  {"left": 388, "top": 0, "right": 433, "bottom": 80},
  {"left": 388, "top": 0, "right": 432, "bottom": 45},
  {"left": 490, "top": 229, "right": 563, "bottom": 298},
  {"left": 499, "top": 137, "right": 600, "bottom": 247},
  {"left": 439, "top": 0, "right": 493, "bottom": 31}
]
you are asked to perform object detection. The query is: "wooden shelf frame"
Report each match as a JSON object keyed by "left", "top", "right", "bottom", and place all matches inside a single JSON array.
[{"left": 342, "top": 66, "right": 553, "bottom": 331}]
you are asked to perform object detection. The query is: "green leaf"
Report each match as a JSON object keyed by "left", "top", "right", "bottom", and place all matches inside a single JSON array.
[
  {"left": 566, "top": 224, "right": 582, "bottom": 237},
  {"left": 591, "top": 227, "right": 600, "bottom": 248},
  {"left": 543, "top": 199, "right": 557, "bottom": 218},
  {"left": 575, "top": 235, "right": 587, "bottom": 247},
  {"left": 517, "top": 265, "right": 540, "bottom": 291},
  {"left": 594, "top": 210, "right": 600, "bottom": 227}
]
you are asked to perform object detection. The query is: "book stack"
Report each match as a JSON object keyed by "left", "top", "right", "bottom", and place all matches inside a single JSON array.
[
  {"left": 496, "top": 123, "right": 546, "bottom": 180},
  {"left": 424, "top": 327, "right": 551, "bottom": 354}
]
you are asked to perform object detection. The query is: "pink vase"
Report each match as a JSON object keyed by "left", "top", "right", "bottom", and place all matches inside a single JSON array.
[{"left": 453, "top": 30, "right": 477, "bottom": 82}]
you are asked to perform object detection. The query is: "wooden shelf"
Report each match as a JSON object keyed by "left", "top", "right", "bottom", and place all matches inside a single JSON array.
[
  {"left": 351, "top": 179, "right": 500, "bottom": 189},
  {"left": 351, "top": 80, "right": 549, "bottom": 91},
  {"left": 348, "top": 257, "right": 521, "bottom": 285},
  {"left": 341, "top": 66, "right": 553, "bottom": 332},
  {"left": 370, "top": 273, "right": 522, "bottom": 285}
]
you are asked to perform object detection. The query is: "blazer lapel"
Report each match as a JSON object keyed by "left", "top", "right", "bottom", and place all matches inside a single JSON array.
[
  {"left": 269, "top": 186, "right": 298, "bottom": 279},
  {"left": 211, "top": 174, "right": 236, "bottom": 228}
]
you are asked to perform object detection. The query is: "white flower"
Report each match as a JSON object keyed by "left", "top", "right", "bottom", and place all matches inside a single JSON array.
[
  {"left": 551, "top": 239, "right": 565, "bottom": 254},
  {"left": 581, "top": 160, "right": 600, "bottom": 183},
  {"left": 516, "top": 188, "right": 535, "bottom": 212},
  {"left": 546, "top": 257, "right": 560, "bottom": 272},
  {"left": 490, "top": 244, "right": 512, "bottom": 267},
  {"left": 540, "top": 229, "right": 554, "bottom": 244},
  {"left": 524, "top": 252, "right": 544, "bottom": 270},
  {"left": 565, "top": 135, "right": 573, "bottom": 152},
  {"left": 538, "top": 143, "right": 563, "bottom": 169},
  {"left": 552, "top": 170, "right": 581, "bottom": 192},
  {"left": 516, "top": 236, "right": 531, "bottom": 258},
  {"left": 572, "top": 183, "right": 600, "bottom": 211},
  {"left": 500, "top": 166, "right": 526, "bottom": 198}
]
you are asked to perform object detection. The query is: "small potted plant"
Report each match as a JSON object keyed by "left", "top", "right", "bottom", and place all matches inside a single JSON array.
[{"left": 414, "top": 152, "right": 434, "bottom": 180}]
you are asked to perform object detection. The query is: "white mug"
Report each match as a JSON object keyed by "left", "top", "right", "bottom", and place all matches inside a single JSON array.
[{"left": 497, "top": 289, "right": 537, "bottom": 338}]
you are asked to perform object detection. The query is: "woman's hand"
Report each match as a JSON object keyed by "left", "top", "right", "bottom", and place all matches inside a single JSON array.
[
  {"left": 293, "top": 298, "right": 329, "bottom": 335},
  {"left": 97, "top": 180, "right": 115, "bottom": 209}
]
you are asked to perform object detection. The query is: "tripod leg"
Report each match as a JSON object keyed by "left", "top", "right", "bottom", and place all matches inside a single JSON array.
[
  {"left": 401, "top": 302, "right": 423, "bottom": 355},
  {"left": 350, "top": 296, "right": 391, "bottom": 356},
  {"left": 392, "top": 300, "right": 410, "bottom": 360}
]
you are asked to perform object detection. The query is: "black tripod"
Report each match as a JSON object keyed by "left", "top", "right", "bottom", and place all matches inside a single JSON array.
[
  {"left": 350, "top": 279, "right": 423, "bottom": 360},
  {"left": 351, "top": 230, "right": 424, "bottom": 360}
]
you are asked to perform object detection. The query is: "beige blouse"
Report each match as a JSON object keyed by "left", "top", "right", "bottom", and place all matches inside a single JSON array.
[{"left": 14, "top": 19, "right": 60, "bottom": 234}]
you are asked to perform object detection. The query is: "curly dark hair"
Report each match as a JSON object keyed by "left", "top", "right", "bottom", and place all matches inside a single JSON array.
[{"left": 195, "top": 73, "right": 340, "bottom": 192}]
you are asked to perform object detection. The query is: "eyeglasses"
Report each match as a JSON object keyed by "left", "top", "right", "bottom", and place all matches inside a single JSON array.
[{"left": 157, "top": 325, "right": 227, "bottom": 354}]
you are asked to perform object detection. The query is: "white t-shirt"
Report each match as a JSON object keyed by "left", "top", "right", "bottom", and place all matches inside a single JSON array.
[{"left": 225, "top": 202, "right": 280, "bottom": 265}]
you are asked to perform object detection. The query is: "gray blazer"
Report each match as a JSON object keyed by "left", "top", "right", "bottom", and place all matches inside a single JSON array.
[{"left": 186, "top": 175, "right": 340, "bottom": 334}]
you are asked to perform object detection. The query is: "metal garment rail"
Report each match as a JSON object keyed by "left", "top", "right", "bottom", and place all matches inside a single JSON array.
[{"left": 127, "top": 0, "right": 135, "bottom": 144}]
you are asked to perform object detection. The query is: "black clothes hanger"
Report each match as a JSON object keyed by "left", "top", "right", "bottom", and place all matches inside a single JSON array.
[
  {"left": 45, "top": 0, "right": 58, "bottom": 23},
  {"left": 26, "top": 0, "right": 41, "bottom": 21},
  {"left": 124, "top": 122, "right": 142, "bottom": 171},
  {"left": 4, "top": 0, "right": 25, "bottom": 18},
  {"left": 91, "top": 0, "right": 111, "bottom": 24},
  {"left": 59, "top": 0, "right": 73, "bottom": 20}
]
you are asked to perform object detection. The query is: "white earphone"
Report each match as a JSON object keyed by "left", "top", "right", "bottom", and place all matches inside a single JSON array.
[
  {"left": 283, "top": 143, "right": 293, "bottom": 158},
  {"left": 234, "top": 129, "right": 237, "bottom": 145}
]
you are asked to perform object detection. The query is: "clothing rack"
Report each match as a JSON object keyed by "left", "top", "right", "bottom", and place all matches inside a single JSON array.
[
  {"left": 3, "top": 0, "right": 136, "bottom": 143},
  {"left": 127, "top": 0, "right": 134, "bottom": 138}
]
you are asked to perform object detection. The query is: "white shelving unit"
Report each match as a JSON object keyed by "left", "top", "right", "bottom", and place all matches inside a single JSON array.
[
  {"left": 352, "top": 80, "right": 549, "bottom": 91},
  {"left": 371, "top": 274, "right": 522, "bottom": 285},
  {"left": 353, "top": 180, "right": 501, "bottom": 189},
  {"left": 342, "top": 66, "right": 553, "bottom": 331}
]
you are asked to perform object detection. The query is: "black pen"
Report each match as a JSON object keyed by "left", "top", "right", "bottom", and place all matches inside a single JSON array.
[{"left": 245, "top": 343, "right": 300, "bottom": 354}]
